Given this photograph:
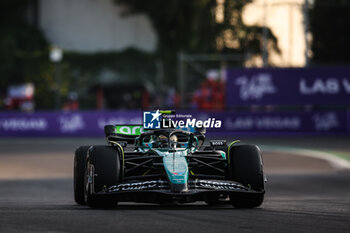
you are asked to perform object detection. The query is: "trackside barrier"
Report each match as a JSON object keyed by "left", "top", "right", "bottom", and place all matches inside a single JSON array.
[
  {"left": 0, "top": 110, "right": 349, "bottom": 137},
  {"left": 226, "top": 67, "right": 350, "bottom": 106}
]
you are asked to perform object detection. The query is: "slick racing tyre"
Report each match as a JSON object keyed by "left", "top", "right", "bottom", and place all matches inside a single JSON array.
[
  {"left": 74, "top": 146, "right": 90, "bottom": 205},
  {"left": 85, "top": 146, "right": 121, "bottom": 208},
  {"left": 228, "top": 144, "right": 265, "bottom": 208}
]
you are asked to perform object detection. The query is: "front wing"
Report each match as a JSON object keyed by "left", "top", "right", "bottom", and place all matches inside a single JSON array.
[{"left": 94, "top": 179, "right": 264, "bottom": 203}]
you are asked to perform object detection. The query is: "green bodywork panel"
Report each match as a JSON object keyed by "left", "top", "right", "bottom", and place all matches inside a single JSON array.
[
  {"left": 114, "top": 125, "right": 144, "bottom": 136},
  {"left": 153, "top": 148, "right": 189, "bottom": 184}
]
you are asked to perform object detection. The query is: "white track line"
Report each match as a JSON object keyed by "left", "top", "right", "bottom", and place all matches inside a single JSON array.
[{"left": 261, "top": 145, "right": 350, "bottom": 171}]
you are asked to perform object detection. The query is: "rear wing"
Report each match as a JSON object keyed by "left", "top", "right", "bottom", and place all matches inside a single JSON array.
[{"left": 104, "top": 122, "right": 206, "bottom": 144}]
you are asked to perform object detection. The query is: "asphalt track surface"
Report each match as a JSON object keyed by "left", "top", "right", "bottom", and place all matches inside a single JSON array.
[{"left": 0, "top": 137, "right": 349, "bottom": 233}]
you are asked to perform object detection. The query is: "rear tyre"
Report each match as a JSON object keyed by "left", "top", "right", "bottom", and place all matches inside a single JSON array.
[
  {"left": 228, "top": 144, "right": 265, "bottom": 208},
  {"left": 74, "top": 146, "right": 89, "bottom": 205},
  {"left": 85, "top": 146, "right": 121, "bottom": 208}
]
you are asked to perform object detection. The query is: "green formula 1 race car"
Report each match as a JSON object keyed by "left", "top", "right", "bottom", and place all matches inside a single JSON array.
[{"left": 74, "top": 125, "right": 265, "bottom": 208}]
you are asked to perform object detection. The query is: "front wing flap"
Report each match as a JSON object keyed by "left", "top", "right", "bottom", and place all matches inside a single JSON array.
[{"left": 97, "top": 179, "right": 264, "bottom": 196}]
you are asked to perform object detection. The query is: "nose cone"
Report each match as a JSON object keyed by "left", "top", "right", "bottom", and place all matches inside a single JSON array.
[
  {"left": 170, "top": 183, "right": 188, "bottom": 193},
  {"left": 162, "top": 150, "right": 189, "bottom": 192}
]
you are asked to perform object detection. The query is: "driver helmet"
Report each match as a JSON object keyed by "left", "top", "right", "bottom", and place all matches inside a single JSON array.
[
  {"left": 169, "top": 134, "right": 178, "bottom": 142},
  {"left": 157, "top": 134, "right": 168, "bottom": 148},
  {"left": 169, "top": 135, "right": 178, "bottom": 148}
]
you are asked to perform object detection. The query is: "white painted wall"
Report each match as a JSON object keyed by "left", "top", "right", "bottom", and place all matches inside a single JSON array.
[
  {"left": 243, "top": 0, "right": 307, "bottom": 67},
  {"left": 39, "top": 0, "right": 157, "bottom": 52}
]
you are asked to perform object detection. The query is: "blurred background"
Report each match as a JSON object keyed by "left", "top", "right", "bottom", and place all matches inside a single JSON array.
[
  {"left": 0, "top": 2, "right": 350, "bottom": 232},
  {"left": 0, "top": 0, "right": 349, "bottom": 136}
]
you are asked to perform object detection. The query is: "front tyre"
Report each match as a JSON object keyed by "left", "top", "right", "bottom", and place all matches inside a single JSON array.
[
  {"left": 74, "top": 146, "right": 89, "bottom": 205},
  {"left": 85, "top": 146, "right": 121, "bottom": 208},
  {"left": 228, "top": 144, "right": 265, "bottom": 208}
]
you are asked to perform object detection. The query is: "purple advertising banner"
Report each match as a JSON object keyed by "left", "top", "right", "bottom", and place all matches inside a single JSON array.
[
  {"left": 226, "top": 67, "right": 350, "bottom": 106},
  {"left": 0, "top": 110, "right": 349, "bottom": 137},
  {"left": 0, "top": 111, "right": 142, "bottom": 137},
  {"left": 195, "top": 110, "right": 348, "bottom": 135}
]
